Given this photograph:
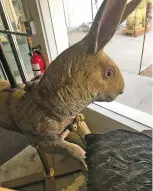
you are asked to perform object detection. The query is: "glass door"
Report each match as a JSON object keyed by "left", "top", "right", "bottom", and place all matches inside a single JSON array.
[
  {"left": 0, "top": 61, "right": 7, "bottom": 80},
  {"left": 0, "top": 0, "right": 34, "bottom": 83}
]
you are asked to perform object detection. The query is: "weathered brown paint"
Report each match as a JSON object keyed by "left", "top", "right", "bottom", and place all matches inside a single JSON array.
[{"left": 0, "top": 0, "right": 142, "bottom": 166}]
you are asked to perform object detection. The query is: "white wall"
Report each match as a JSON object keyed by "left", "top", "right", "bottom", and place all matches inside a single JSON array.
[
  {"left": 22, "top": 0, "right": 69, "bottom": 63},
  {"left": 63, "top": 0, "right": 93, "bottom": 29},
  {"left": 22, "top": 0, "right": 51, "bottom": 66},
  {"left": 63, "top": 0, "right": 105, "bottom": 29},
  {"left": 48, "top": 0, "right": 69, "bottom": 55}
]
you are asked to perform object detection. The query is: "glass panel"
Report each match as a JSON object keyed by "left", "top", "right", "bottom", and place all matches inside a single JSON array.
[
  {"left": 0, "top": 62, "right": 5, "bottom": 79},
  {"left": 64, "top": 0, "right": 152, "bottom": 115},
  {"left": 3, "top": 0, "right": 34, "bottom": 80},
  {"left": 0, "top": 71, "right": 4, "bottom": 80},
  {"left": 0, "top": 16, "right": 22, "bottom": 83}
]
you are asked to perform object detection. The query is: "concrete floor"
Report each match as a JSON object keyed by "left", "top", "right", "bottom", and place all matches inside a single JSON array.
[
  {"left": 0, "top": 146, "right": 43, "bottom": 184},
  {"left": 116, "top": 71, "right": 152, "bottom": 114}
]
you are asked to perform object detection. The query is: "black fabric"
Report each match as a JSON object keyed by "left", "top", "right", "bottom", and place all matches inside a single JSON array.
[
  {"left": 85, "top": 129, "right": 152, "bottom": 191},
  {"left": 0, "top": 128, "right": 29, "bottom": 166}
]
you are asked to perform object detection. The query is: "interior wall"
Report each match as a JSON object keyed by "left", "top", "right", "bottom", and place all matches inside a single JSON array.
[
  {"left": 63, "top": 0, "right": 92, "bottom": 29},
  {"left": 63, "top": 0, "right": 105, "bottom": 29},
  {"left": 21, "top": 0, "right": 49, "bottom": 67},
  {"left": 21, "top": 0, "right": 69, "bottom": 66}
]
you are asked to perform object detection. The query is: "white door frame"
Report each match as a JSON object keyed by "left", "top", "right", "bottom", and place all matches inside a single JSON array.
[{"left": 36, "top": 0, "right": 69, "bottom": 62}]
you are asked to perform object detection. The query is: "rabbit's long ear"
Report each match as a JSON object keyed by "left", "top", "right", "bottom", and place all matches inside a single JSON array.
[
  {"left": 85, "top": 0, "right": 127, "bottom": 54},
  {"left": 121, "top": 0, "right": 142, "bottom": 23}
]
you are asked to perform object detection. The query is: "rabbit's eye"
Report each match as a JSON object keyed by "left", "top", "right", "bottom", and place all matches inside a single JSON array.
[{"left": 105, "top": 68, "right": 114, "bottom": 78}]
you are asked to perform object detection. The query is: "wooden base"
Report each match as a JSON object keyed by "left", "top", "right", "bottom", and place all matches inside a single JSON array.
[
  {"left": 122, "top": 22, "right": 152, "bottom": 37},
  {"left": 1, "top": 153, "right": 83, "bottom": 191}
]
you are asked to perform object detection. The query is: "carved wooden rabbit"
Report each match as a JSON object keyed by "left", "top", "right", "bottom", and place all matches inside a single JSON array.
[{"left": 0, "top": 0, "right": 142, "bottom": 167}]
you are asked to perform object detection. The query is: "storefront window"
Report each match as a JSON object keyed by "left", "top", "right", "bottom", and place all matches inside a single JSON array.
[
  {"left": 63, "top": 0, "right": 152, "bottom": 115},
  {"left": 0, "top": 0, "right": 34, "bottom": 83},
  {"left": 5, "top": 0, "right": 34, "bottom": 79},
  {"left": 0, "top": 16, "right": 22, "bottom": 82}
]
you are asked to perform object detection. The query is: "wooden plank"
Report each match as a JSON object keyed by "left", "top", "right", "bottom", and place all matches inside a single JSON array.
[
  {"left": 45, "top": 178, "right": 56, "bottom": 191},
  {"left": 2, "top": 166, "right": 82, "bottom": 189},
  {"left": 43, "top": 153, "right": 56, "bottom": 190},
  {"left": 1, "top": 173, "right": 44, "bottom": 188},
  {"left": 2, "top": 157, "right": 82, "bottom": 189},
  {"left": 122, "top": 22, "right": 152, "bottom": 37},
  {"left": 0, "top": 188, "right": 16, "bottom": 191},
  {"left": 1, "top": 152, "right": 83, "bottom": 189},
  {"left": 46, "top": 153, "right": 82, "bottom": 177}
]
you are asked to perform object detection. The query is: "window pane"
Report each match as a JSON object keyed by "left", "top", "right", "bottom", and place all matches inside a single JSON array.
[
  {"left": 3, "top": 0, "right": 34, "bottom": 80},
  {"left": 0, "top": 16, "right": 22, "bottom": 82},
  {"left": 0, "top": 62, "right": 5, "bottom": 80},
  {"left": 65, "top": 0, "right": 152, "bottom": 115}
]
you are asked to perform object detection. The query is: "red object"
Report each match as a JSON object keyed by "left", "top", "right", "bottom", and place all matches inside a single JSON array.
[{"left": 30, "top": 51, "right": 45, "bottom": 76}]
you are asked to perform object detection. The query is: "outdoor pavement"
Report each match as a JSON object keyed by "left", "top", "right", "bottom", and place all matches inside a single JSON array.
[
  {"left": 117, "top": 71, "right": 152, "bottom": 115},
  {"left": 68, "top": 29, "right": 152, "bottom": 115},
  {"left": 68, "top": 28, "right": 152, "bottom": 74}
]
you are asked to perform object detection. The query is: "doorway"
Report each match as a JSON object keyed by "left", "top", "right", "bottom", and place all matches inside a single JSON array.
[{"left": 0, "top": 0, "right": 34, "bottom": 83}]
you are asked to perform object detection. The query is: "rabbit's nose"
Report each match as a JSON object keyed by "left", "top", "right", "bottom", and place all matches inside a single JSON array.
[{"left": 120, "top": 90, "right": 124, "bottom": 94}]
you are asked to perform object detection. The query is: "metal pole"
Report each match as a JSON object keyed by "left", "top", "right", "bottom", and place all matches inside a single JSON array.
[
  {"left": 0, "top": 0, "right": 29, "bottom": 83},
  {"left": 36, "top": 146, "right": 56, "bottom": 190},
  {"left": 0, "top": 29, "right": 30, "bottom": 37},
  {"left": 0, "top": 43, "right": 17, "bottom": 88},
  {"left": 91, "top": 0, "right": 94, "bottom": 21},
  {"left": 139, "top": 8, "right": 148, "bottom": 75},
  {"left": 0, "top": 60, "right": 8, "bottom": 80}
]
